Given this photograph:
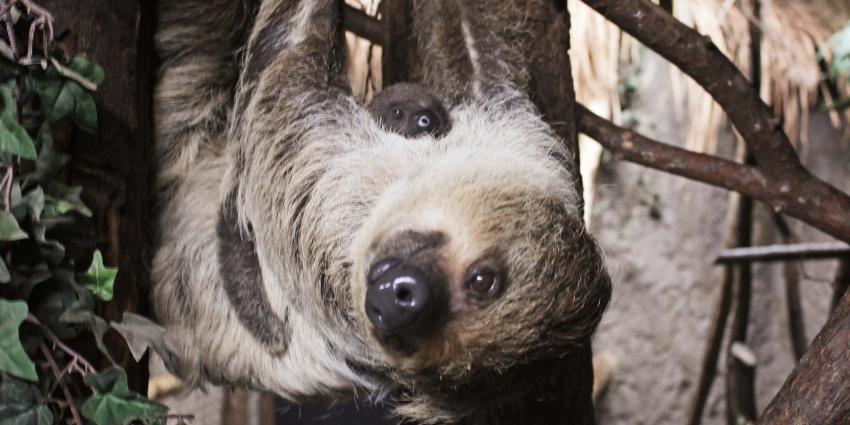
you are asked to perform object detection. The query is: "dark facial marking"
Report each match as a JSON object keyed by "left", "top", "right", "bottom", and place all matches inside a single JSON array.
[{"left": 217, "top": 192, "right": 289, "bottom": 353}]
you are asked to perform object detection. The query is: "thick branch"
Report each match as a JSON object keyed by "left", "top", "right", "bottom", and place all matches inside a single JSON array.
[
  {"left": 578, "top": 0, "right": 850, "bottom": 242},
  {"left": 577, "top": 106, "right": 850, "bottom": 243},
  {"left": 755, "top": 289, "right": 850, "bottom": 425},
  {"left": 716, "top": 242, "right": 850, "bottom": 264},
  {"left": 577, "top": 105, "right": 766, "bottom": 197}
]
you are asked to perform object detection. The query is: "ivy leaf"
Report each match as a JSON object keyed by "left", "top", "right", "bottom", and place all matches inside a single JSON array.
[
  {"left": 0, "top": 212, "right": 27, "bottom": 241},
  {"left": 29, "top": 278, "right": 77, "bottom": 339},
  {"left": 79, "top": 250, "right": 116, "bottom": 302},
  {"left": 16, "top": 261, "right": 51, "bottom": 298},
  {"left": 46, "top": 183, "right": 91, "bottom": 218},
  {"left": 72, "top": 89, "right": 97, "bottom": 134},
  {"left": 82, "top": 368, "right": 167, "bottom": 425},
  {"left": 30, "top": 124, "right": 69, "bottom": 184},
  {"left": 30, "top": 223, "right": 64, "bottom": 266},
  {"left": 31, "top": 57, "right": 103, "bottom": 133},
  {"left": 31, "top": 68, "right": 75, "bottom": 124},
  {"left": 0, "top": 300, "right": 38, "bottom": 381},
  {"left": 21, "top": 188, "right": 44, "bottom": 222},
  {"left": 0, "top": 259, "right": 9, "bottom": 284},
  {"left": 69, "top": 56, "right": 105, "bottom": 87},
  {"left": 61, "top": 289, "right": 114, "bottom": 363},
  {"left": 0, "top": 376, "right": 53, "bottom": 425},
  {"left": 110, "top": 313, "right": 167, "bottom": 363},
  {"left": 0, "top": 81, "right": 37, "bottom": 160}
]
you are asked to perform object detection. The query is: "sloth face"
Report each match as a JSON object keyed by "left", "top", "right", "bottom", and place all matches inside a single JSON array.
[{"left": 346, "top": 102, "right": 611, "bottom": 399}]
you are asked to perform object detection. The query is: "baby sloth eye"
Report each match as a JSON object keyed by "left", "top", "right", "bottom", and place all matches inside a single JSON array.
[
  {"left": 416, "top": 114, "right": 432, "bottom": 129},
  {"left": 464, "top": 266, "right": 501, "bottom": 302},
  {"left": 392, "top": 108, "right": 404, "bottom": 120}
]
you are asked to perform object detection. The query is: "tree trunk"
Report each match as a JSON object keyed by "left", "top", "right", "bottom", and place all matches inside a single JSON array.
[{"left": 41, "top": 0, "right": 154, "bottom": 394}]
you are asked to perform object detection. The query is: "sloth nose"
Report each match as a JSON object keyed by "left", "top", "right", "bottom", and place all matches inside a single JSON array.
[{"left": 365, "top": 258, "right": 434, "bottom": 334}]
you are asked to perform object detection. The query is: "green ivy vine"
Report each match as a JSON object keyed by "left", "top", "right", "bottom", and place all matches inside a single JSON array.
[{"left": 0, "top": 2, "right": 169, "bottom": 425}]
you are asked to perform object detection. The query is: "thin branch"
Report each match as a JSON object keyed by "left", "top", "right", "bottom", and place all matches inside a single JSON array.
[
  {"left": 40, "top": 342, "right": 83, "bottom": 425},
  {"left": 716, "top": 242, "right": 850, "bottom": 264},
  {"left": 686, "top": 265, "right": 734, "bottom": 425},
  {"left": 725, "top": 152, "right": 756, "bottom": 425},
  {"left": 49, "top": 57, "right": 97, "bottom": 91},
  {"left": 773, "top": 215, "right": 807, "bottom": 362},
  {"left": 578, "top": 0, "right": 850, "bottom": 242},
  {"left": 27, "top": 313, "right": 96, "bottom": 373},
  {"left": 833, "top": 259, "right": 850, "bottom": 313}
]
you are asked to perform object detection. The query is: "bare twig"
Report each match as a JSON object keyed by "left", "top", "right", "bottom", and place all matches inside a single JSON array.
[
  {"left": 40, "top": 342, "right": 83, "bottom": 425},
  {"left": 1, "top": 1, "right": 17, "bottom": 58},
  {"left": 833, "top": 259, "right": 850, "bottom": 313},
  {"left": 725, "top": 155, "right": 756, "bottom": 425},
  {"left": 49, "top": 57, "right": 98, "bottom": 91},
  {"left": 17, "top": 0, "right": 53, "bottom": 60},
  {"left": 773, "top": 215, "right": 808, "bottom": 361},
  {"left": 160, "top": 414, "right": 195, "bottom": 424},
  {"left": 578, "top": 0, "right": 850, "bottom": 242},
  {"left": 687, "top": 265, "right": 735, "bottom": 425},
  {"left": 716, "top": 242, "right": 850, "bottom": 264},
  {"left": 27, "top": 313, "right": 96, "bottom": 373}
]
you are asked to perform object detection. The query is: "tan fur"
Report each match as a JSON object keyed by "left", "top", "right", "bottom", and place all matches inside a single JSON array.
[{"left": 152, "top": 0, "right": 611, "bottom": 422}]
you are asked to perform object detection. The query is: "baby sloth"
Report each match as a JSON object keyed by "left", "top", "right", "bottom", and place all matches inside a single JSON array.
[{"left": 367, "top": 83, "right": 450, "bottom": 138}]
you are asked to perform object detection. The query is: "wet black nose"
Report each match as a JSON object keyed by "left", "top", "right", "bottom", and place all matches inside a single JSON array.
[{"left": 365, "top": 258, "right": 433, "bottom": 334}]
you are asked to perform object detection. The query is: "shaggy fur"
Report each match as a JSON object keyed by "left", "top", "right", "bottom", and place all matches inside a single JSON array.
[{"left": 152, "top": 0, "right": 611, "bottom": 422}]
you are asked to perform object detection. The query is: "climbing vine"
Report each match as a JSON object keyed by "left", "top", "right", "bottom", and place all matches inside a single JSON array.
[{"left": 0, "top": 2, "right": 168, "bottom": 424}]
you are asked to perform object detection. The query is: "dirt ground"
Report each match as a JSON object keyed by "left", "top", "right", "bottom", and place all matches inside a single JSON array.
[{"left": 590, "top": 52, "right": 848, "bottom": 425}]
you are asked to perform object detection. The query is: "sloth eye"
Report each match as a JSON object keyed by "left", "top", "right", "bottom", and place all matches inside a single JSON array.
[
  {"left": 416, "top": 114, "right": 432, "bottom": 129},
  {"left": 392, "top": 108, "right": 403, "bottom": 120},
  {"left": 465, "top": 267, "right": 500, "bottom": 300}
]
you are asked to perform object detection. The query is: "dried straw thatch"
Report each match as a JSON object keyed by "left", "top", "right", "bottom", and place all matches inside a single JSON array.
[
  {"left": 571, "top": 0, "right": 849, "bottom": 222},
  {"left": 343, "top": 1, "right": 850, "bottom": 223}
]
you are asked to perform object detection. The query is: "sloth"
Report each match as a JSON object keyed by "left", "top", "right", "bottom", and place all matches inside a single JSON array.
[
  {"left": 151, "top": 0, "right": 611, "bottom": 423},
  {"left": 367, "top": 83, "right": 451, "bottom": 138}
]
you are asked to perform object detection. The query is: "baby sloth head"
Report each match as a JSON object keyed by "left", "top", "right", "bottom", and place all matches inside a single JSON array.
[
  {"left": 349, "top": 101, "right": 611, "bottom": 415},
  {"left": 367, "top": 83, "right": 451, "bottom": 138}
]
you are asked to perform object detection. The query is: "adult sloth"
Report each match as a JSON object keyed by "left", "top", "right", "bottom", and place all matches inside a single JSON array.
[{"left": 152, "top": 0, "right": 611, "bottom": 423}]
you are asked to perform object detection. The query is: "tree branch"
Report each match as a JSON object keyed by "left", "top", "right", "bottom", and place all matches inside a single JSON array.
[
  {"left": 755, "top": 289, "right": 850, "bottom": 425},
  {"left": 577, "top": 0, "right": 850, "bottom": 242},
  {"left": 773, "top": 215, "right": 808, "bottom": 362},
  {"left": 576, "top": 105, "right": 768, "bottom": 197},
  {"left": 715, "top": 242, "right": 850, "bottom": 264}
]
